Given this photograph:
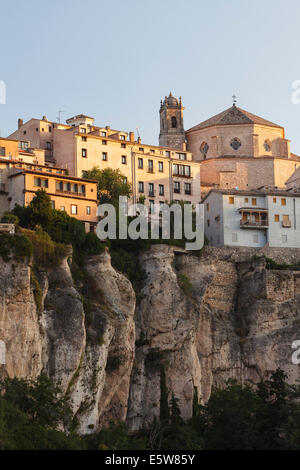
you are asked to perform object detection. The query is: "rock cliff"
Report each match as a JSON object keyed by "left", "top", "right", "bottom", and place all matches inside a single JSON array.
[{"left": 0, "top": 244, "right": 300, "bottom": 433}]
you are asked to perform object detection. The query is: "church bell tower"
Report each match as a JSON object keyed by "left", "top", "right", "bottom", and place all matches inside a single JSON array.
[{"left": 159, "top": 93, "right": 186, "bottom": 150}]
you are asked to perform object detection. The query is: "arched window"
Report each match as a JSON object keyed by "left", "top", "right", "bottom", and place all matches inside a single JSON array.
[
  {"left": 0, "top": 340, "right": 6, "bottom": 365},
  {"left": 171, "top": 116, "right": 177, "bottom": 128}
]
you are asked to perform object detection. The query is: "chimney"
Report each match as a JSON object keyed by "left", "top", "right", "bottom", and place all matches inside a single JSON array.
[
  {"left": 42, "top": 116, "right": 47, "bottom": 121},
  {"left": 18, "top": 118, "right": 23, "bottom": 129},
  {"left": 129, "top": 131, "right": 135, "bottom": 142},
  {"left": 137, "top": 136, "right": 141, "bottom": 144}
]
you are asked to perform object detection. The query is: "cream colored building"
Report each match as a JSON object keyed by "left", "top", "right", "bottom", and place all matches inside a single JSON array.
[
  {"left": 9, "top": 114, "right": 202, "bottom": 209},
  {"left": 203, "top": 188, "right": 300, "bottom": 248},
  {"left": 0, "top": 139, "right": 98, "bottom": 231}
]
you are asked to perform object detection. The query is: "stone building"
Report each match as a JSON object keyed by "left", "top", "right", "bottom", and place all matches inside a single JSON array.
[
  {"left": 0, "top": 138, "right": 98, "bottom": 232},
  {"left": 159, "top": 96, "right": 300, "bottom": 194},
  {"left": 9, "top": 114, "right": 201, "bottom": 211},
  {"left": 159, "top": 93, "right": 186, "bottom": 150},
  {"left": 203, "top": 188, "right": 300, "bottom": 248}
]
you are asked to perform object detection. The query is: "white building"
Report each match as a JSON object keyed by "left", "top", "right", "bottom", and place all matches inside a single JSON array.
[{"left": 203, "top": 189, "right": 300, "bottom": 248}]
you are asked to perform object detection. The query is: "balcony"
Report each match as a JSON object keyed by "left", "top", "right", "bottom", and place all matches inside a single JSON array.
[
  {"left": 148, "top": 191, "right": 155, "bottom": 197},
  {"left": 185, "top": 190, "right": 192, "bottom": 195},
  {"left": 147, "top": 169, "right": 154, "bottom": 174},
  {"left": 56, "top": 189, "right": 86, "bottom": 198},
  {"left": 282, "top": 220, "right": 292, "bottom": 228},
  {"left": 173, "top": 172, "right": 192, "bottom": 178},
  {"left": 239, "top": 208, "right": 268, "bottom": 229}
]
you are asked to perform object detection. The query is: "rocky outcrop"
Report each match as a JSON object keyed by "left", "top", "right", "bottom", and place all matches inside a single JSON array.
[
  {"left": 0, "top": 243, "right": 300, "bottom": 433},
  {"left": 127, "top": 245, "right": 300, "bottom": 430}
]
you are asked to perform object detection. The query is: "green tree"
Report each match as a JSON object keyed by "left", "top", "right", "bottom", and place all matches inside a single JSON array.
[{"left": 83, "top": 167, "right": 131, "bottom": 206}]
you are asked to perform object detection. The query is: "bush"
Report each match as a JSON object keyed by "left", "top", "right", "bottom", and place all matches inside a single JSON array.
[
  {"left": 1, "top": 212, "right": 19, "bottom": 225},
  {"left": 0, "top": 232, "right": 32, "bottom": 262}
]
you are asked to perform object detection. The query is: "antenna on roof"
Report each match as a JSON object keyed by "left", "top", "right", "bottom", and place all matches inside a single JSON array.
[
  {"left": 136, "top": 127, "right": 140, "bottom": 139},
  {"left": 232, "top": 94, "right": 237, "bottom": 106},
  {"left": 57, "top": 110, "right": 66, "bottom": 123}
]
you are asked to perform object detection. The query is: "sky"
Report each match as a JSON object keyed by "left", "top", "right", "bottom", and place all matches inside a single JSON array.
[{"left": 1, "top": 0, "right": 300, "bottom": 152}]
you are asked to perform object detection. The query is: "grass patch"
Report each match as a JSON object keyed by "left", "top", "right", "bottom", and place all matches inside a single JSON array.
[{"left": 177, "top": 273, "right": 193, "bottom": 296}]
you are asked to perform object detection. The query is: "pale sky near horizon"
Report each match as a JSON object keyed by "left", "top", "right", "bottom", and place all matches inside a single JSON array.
[{"left": 1, "top": 0, "right": 300, "bottom": 153}]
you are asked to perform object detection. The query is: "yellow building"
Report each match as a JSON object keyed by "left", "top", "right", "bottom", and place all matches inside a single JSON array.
[
  {"left": 9, "top": 114, "right": 202, "bottom": 210},
  {"left": 0, "top": 141, "right": 98, "bottom": 232}
]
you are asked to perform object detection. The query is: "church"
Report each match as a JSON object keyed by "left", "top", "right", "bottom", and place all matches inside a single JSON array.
[{"left": 159, "top": 93, "right": 300, "bottom": 194}]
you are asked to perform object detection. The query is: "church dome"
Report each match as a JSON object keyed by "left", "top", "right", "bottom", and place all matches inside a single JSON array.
[{"left": 165, "top": 92, "right": 178, "bottom": 107}]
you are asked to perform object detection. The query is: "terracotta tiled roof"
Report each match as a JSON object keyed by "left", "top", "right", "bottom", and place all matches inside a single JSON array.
[{"left": 187, "top": 105, "right": 283, "bottom": 132}]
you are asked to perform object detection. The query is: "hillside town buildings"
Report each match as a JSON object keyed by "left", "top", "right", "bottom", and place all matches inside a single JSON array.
[{"left": 2, "top": 93, "right": 300, "bottom": 247}]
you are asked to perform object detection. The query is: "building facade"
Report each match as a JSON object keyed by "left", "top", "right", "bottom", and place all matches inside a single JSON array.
[
  {"left": 9, "top": 114, "right": 201, "bottom": 210},
  {"left": 185, "top": 104, "right": 300, "bottom": 194},
  {"left": 0, "top": 139, "right": 98, "bottom": 231},
  {"left": 203, "top": 189, "right": 300, "bottom": 248}
]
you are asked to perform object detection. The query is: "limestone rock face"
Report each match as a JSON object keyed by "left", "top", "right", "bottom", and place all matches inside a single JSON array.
[
  {"left": 1, "top": 244, "right": 300, "bottom": 433},
  {"left": 0, "top": 259, "right": 42, "bottom": 379},
  {"left": 127, "top": 245, "right": 300, "bottom": 430}
]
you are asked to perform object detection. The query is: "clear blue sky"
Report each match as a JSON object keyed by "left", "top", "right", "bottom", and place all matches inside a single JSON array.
[{"left": 1, "top": 0, "right": 300, "bottom": 152}]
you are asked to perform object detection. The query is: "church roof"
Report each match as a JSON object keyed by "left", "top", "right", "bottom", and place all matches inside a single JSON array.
[
  {"left": 187, "top": 105, "right": 283, "bottom": 132},
  {"left": 286, "top": 166, "right": 300, "bottom": 185}
]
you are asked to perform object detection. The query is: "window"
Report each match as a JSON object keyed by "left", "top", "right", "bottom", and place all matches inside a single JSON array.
[
  {"left": 23, "top": 130, "right": 26, "bottom": 135},
  {"left": 120, "top": 135, "right": 125, "bottom": 141},
  {"left": 245, "top": 198, "right": 249, "bottom": 203},
  {"left": 273, "top": 197, "right": 277, "bottom": 203},
  {"left": 82, "top": 148, "right": 87, "bottom": 158},
  {"left": 0, "top": 147, "right": 5, "bottom": 156},
  {"left": 185, "top": 183, "right": 191, "bottom": 195},
  {"left": 138, "top": 158, "right": 143, "bottom": 169},
  {"left": 158, "top": 161, "right": 163, "bottom": 172},
  {"left": 102, "top": 152, "right": 107, "bottom": 161},
  {"left": 102, "top": 140, "right": 107, "bottom": 145},
  {"left": 230, "top": 138, "right": 241, "bottom": 150},
  {"left": 148, "top": 160, "right": 154, "bottom": 173},
  {"left": 174, "top": 181, "right": 180, "bottom": 193},
  {"left": 123, "top": 177, "right": 127, "bottom": 184},
  {"left": 229, "top": 197, "right": 235, "bottom": 204},
  {"left": 50, "top": 200, "right": 55, "bottom": 209},
  {"left": 200, "top": 142, "right": 209, "bottom": 156},
  {"left": 80, "top": 128, "right": 86, "bottom": 134},
  {"left": 282, "top": 234, "right": 288, "bottom": 243},
  {"left": 121, "top": 155, "right": 127, "bottom": 164},
  {"left": 71, "top": 205, "right": 77, "bottom": 215},
  {"left": 207, "top": 219, "right": 210, "bottom": 227},
  {"left": 150, "top": 149, "right": 155, "bottom": 154},
  {"left": 46, "top": 141, "right": 52, "bottom": 150},
  {"left": 138, "top": 181, "right": 144, "bottom": 193},
  {"left": 81, "top": 136, "right": 87, "bottom": 141},
  {"left": 60, "top": 206, "right": 65, "bottom": 211},
  {"left": 252, "top": 198, "right": 257, "bottom": 206},
  {"left": 86, "top": 206, "right": 91, "bottom": 215},
  {"left": 139, "top": 147, "right": 144, "bottom": 153},
  {"left": 159, "top": 184, "right": 164, "bottom": 196},
  {"left": 171, "top": 116, "right": 177, "bottom": 128},
  {"left": 281, "top": 198, "right": 286, "bottom": 206},
  {"left": 101, "top": 131, "right": 107, "bottom": 137},
  {"left": 165, "top": 151, "right": 170, "bottom": 158},
  {"left": 274, "top": 214, "right": 280, "bottom": 222},
  {"left": 149, "top": 200, "right": 154, "bottom": 213},
  {"left": 176, "top": 152, "right": 186, "bottom": 161},
  {"left": 232, "top": 233, "right": 238, "bottom": 242},
  {"left": 34, "top": 177, "right": 48, "bottom": 188},
  {"left": 149, "top": 183, "right": 154, "bottom": 196},
  {"left": 206, "top": 203, "right": 209, "bottom": 211},
  {"left": 121, "top": 143, "right": 126, "bottom": 148}
]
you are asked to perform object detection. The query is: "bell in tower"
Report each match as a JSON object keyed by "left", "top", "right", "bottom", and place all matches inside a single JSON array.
[{"left": 159, "top": 93, "right": 186, "bottom": 150}]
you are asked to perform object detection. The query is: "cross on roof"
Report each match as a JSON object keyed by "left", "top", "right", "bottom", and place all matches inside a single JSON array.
[{"left": 232, "top": 94, "right": 237, "bottom": 106}]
